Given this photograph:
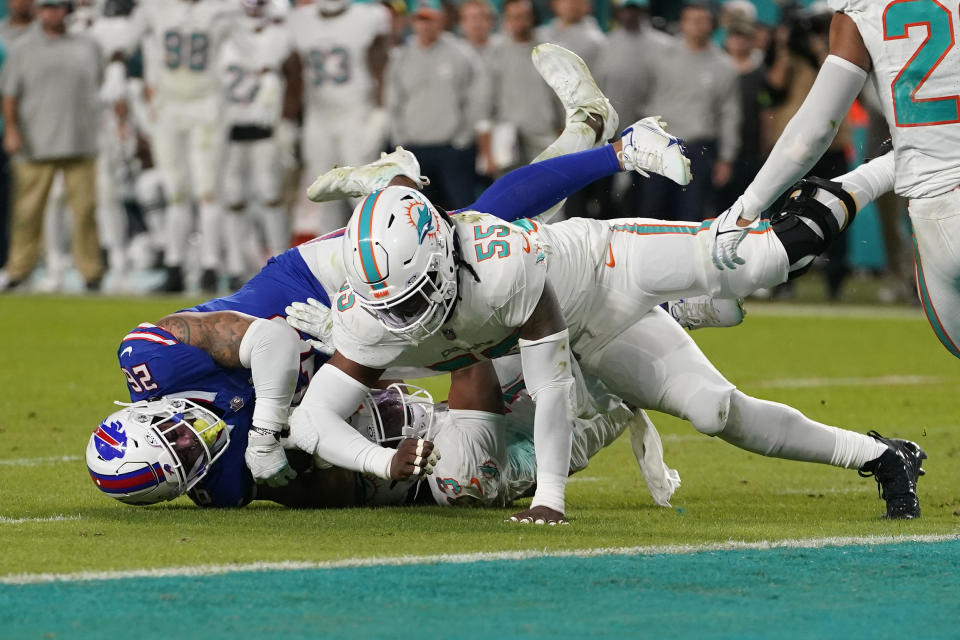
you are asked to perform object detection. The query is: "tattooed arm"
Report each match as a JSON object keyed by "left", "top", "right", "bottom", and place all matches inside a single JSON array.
[
  {"left": 158, "top": 311, "right": 302, "bottom": 486},
  {"left": 156, "top": 311, "right": 252, "bottom": 367}
]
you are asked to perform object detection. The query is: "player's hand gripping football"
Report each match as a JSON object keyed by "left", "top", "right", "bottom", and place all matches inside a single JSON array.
[
  {"left": 389, "top": 437, "right": 441, "bottom": 480},
  {"left": 245, "top": 427, "right": 297, "bottom": 487},
  {"left": 509, "top": 505, "right": 568, "bottom": 526}
]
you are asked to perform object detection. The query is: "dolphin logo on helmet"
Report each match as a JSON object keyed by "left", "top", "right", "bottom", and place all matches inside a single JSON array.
[{"left": 343, "top": 186, "right": 458, "bottom": 342}]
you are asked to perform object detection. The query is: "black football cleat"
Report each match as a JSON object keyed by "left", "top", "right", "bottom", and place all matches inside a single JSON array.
[
  {"left": 153, "top": 265, "right": 185, "bottom": 293},
  {"left": 858, "top": 430, "right": 927, "bottom": 519},
  {"left": 199, "top": 268, "right": 219, "bottom": 295},
  {"left": 227, "top": 275, "right": 245, "bottom": 292}
]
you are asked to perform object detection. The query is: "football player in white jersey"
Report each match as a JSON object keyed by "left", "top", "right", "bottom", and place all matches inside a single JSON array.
[
  {"left": 711, "top": 1, "right": 960, "bottom": 363},
  {"left": 69, "top": 0, "right": 142, "bottom": 292},
  {"left": 218, "top": 0, "right": 293, "bottom": 288},
  {"left": 293, "top": 43, "right": 927, "bottom": 523},
  {"left": 103, "top": 0, "right": 244, "bottom": 293},
  {"left": 284, "top": 0, "right": 393, "bottom": 241},
  {"left": 286, "top": 356, "right": 678, "bottom": 509}
]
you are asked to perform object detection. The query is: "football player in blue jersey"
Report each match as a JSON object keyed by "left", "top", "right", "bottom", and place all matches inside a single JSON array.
[{"left": 87, "top": 306, "right": 442, "bottom": 508}]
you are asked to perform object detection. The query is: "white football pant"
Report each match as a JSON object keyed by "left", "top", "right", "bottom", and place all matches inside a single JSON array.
[{"left": 909, "top": 188, "right": 960, "bottom": 360}]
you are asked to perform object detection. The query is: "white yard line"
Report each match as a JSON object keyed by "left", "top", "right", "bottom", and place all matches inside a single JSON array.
[
  {"left": 746, "top": 374, "right": 951, "bottom": 389},
  {"left": 3, "top": 534, "right": 956, "bottom": 585},
  {"left": 745, "top": 303, "right": 924, "bottom": 320},
  {"left": 0, "top": 455, "right": 81, "bottom": 467},
  {"left": 0, "top": 514, "right": 81, "bottom": 525},
  {"left": 773, "top": 487, "right": 864, "bottom": 495}
]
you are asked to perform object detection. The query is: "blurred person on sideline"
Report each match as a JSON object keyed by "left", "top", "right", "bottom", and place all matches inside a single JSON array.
[
  {"left": 640, "top": 0, "right": 740, "bottom": 223},
  {"left": 384, "top": 0, "right": 492, "bottom": 209},
  {"left": 285, "top": 0, "right": 393, "bottom": 241},
  {"left": 1, "top": 0, "right": 103, "bottom": 291},
  {"left": 596, "top": 0, "right": 667, "bottom": 217},
  {"left": 537, "top": 0, "right": 608, "bottom": 219},
  {"left": 536, "top": 0, "right": 606, "bottom": 69},
  {"left": 717, "top": 18, "right": 768, "bottom": 208},
  {"left": 0, "top": 0, "right": 34, "bottom": 278},
  {"left": 458, "top": 0, "right": 498, "bottom": 186},
  {"left": 761, "top": 6, "right": 852, "bottom": 300},
  {"left": 487, "top": 0, "right": 563, "bottom": 172}
]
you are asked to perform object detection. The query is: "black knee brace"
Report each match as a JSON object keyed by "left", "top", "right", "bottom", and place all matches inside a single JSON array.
[{"left": 771, "top": 177, "right": 856, "bottom": 277}]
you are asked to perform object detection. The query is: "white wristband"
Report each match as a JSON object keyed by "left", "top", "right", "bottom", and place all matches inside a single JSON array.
[{"left": 531, "top": 471, "right": 567, "bottom": 513}]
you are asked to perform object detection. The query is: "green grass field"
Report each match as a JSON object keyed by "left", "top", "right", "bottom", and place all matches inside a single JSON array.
[{"left": 1, "top": 295, "right": 958, "bottom": 637}]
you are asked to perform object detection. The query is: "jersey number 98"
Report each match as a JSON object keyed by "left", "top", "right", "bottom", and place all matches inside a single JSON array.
[{"left": 164, "top": 31, "right": 210, "bottom": 72}]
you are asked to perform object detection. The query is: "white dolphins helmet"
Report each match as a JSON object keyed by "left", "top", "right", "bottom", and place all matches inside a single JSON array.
[
  {"left": 348, "top": 384, "right": 436, "bottom": 446},
  {"left": 342, "top": 186, "right": 458, "bottom": 343},
  {"left": 318, "top": 0, "right": 351, "bottom": 15},
  {"left": 86, "top": 398, "right": 230, "bottom": 505}
]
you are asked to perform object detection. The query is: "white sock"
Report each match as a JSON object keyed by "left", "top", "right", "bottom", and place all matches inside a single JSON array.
[
  {"left": 164, "top": 203, "right": 191, "bottom": 267},
  {"left": 198, "top": 201, "right": 222, "bottom": 270},
  {"left": 530, "top": 122, "right": 598, "bottom": 222},
  {"left": 224, "top": 209, "right": 248, "bottom": 277},
  {"left": 830, "top": 429, "right": 888, "bottom": 469},
  {"left": 720, "top": 391, "right": 885, "bottom": 469},
  {"left": 259, "top": 203, "right": 289, "bottom": 257},
  {"left": 532, "top": 121, "right": 596, "bottom": 164}
]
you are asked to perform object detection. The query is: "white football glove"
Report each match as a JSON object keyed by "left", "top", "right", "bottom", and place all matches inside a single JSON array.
[
  {"left": 285, "top": 298, "right": 334, "bottom": 355},
  {"left": 711, "top": 198, "right": 759, "bottom": 271},
  {"left": 245, "top": 427, "right": 297, "bottom": 487}
]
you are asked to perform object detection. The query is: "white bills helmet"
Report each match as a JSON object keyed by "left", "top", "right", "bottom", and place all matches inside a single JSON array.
[
  {"left": 342, "top": 186, "right": 458, "bottom": 343},
  {"left": 348, "top": 384, "right": 436, "bottom": 446},
  {"left": 86, "top": 398, "right": 229, "bottom": 505}
]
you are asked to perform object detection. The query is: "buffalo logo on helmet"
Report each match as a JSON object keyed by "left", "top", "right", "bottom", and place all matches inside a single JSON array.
[{"left": 93, "top": 420, "right": 128, "bottom": 461}]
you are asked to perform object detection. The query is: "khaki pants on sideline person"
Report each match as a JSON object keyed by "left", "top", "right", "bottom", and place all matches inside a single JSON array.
[{"left": 5, "top": 156, "right": 103, "bottom": 286}]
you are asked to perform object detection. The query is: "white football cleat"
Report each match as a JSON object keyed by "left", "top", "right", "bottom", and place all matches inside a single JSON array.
[
  {"left": 306, "top": 146, "right": 429, "bottom": 202},
  {"left": 668, "top": 295, "right": 745, "bottom": 330},
  {"left": 532, "top": 42, "right": 619, "bottom": 142},
  {"left": 618, "top": 116, "right": 692, "bottom": 185}
]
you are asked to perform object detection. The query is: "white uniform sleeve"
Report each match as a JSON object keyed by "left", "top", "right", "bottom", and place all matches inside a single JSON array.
[
  {"left": 518, "top": 329, "right": 575, "bottom": 513},
  {"left": 331, "top": 299, "right": 406, "bottom": 369},
  {"left": 488, "top": 227, "right": 548, "bottom": 328},
  {"left": 834, "top": 151, "right": 896, "bottom": 211},
  {"left": 287, "top": 364, "right": 396, "bottom": 478},
  {"left": 738, "top": 55, "right": 868, "bottom": 219},
  {"left": 238, "top": 318, "right": 301, "bottom": 433}
]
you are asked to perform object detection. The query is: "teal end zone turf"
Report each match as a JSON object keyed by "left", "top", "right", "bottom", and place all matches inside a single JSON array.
[{"left": 2, "top": 540, "right": 958, "bottom": 640}]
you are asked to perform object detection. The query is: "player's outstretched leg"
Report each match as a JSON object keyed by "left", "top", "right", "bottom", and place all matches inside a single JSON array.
[
  {"left": 580, "top": 308, "right": 927, "bottom": 519},
  {"left": 530, "top": 42, "right": 618, "bottom": 163}
]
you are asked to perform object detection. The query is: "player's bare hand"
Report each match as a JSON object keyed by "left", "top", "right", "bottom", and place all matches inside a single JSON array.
[
  {"left": 508, "top": 505, "right": 568, "bottom": 525},
  {"left": 389, "top": 437, "right": 440, "bottom": 480},
  {"left": 3, "top": 127, "right": 22, "bottom": 156}
]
